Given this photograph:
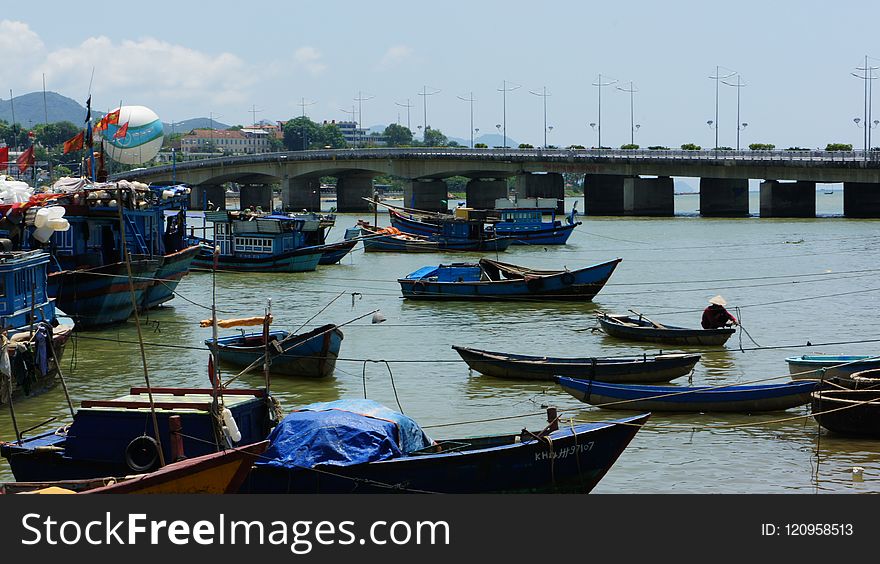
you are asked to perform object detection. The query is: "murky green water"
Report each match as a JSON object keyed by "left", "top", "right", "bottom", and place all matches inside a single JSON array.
[{"left": 2, "top": 192, "right": 878, "bottom": 493}]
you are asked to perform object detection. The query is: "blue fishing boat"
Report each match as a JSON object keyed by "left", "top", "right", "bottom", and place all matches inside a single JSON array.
[
  {"left": 390, "top": 198, "right": 581, "bottom": 245},
  {"left": 189, "top": 211, "right": 323, "bottom": 272},
  {"left": 20, "top": 181, "right": 198, "bottom": 328},
  {"left": 556, "top": 376, "right": 817, "bottom": 413},
  {"left": 240, "top": 399, "right": 649, "bottom": 493},
  {"left": 0, "top": 386, "right": 276, "bottom": 481},
  {"left": 785, "top": 354, "right": 880, "bottom": 380},
  {"left": 359, "top": 221, "right": 513, "bottom": 253},
  {"left": 0, "top": 249, "right": 74, "bottom": 405},
  {"left": 284, "top": 212, "right": 358, "bottom": 265},
  {"left": 399, "top": 257, "right": 621, "bottom": 300},
  {"left": 208, "top": 324, "right": 344, "bottom": 378}
]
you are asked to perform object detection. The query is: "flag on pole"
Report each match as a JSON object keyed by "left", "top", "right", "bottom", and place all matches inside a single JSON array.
[
  {"left": 84, "top": 95, "right": 91, "bottom": 123},
  {"left": 113, "top": 121, "right": 129, "bottom": 139},
  {"left": 63, "top": 131, "right": 85, "bottom": 154},
  {"left": 105, "top": 109, "right": 121, "bottom": 125},
  {"left": 17, "top": 146, "right": 34, "bottom": 173},
  {"left": 95, "top": 116, "right": 108, "bottom": 132},
  {"left": 0, "top": 147, "right": 8, "bottom": 171}
]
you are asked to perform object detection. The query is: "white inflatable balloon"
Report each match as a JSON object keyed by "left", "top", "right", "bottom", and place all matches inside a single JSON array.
[{"left": 101, "top": 105, "right": 165, "bottom": 165}]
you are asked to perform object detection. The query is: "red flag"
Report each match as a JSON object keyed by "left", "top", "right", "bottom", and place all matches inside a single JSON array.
[
  {"left": 63, "top": 131, "right": 85, "bottom": 154},
  {"left": 17, "top": 146, "right": 34, "bottom": 173},
  {"left": 113, "top": 121, "right": 129, "bottom": 139},
  {"left": 105, "top": 109, "right": 121, "bottom": 125},
  {"left": 95, "top": 116, "right": 108, "bottom": 131},
  {"left": 0, "top": 147, "right": 8, "bottom": 171}
]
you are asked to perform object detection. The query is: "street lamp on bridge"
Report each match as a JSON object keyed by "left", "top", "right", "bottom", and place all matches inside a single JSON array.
[
  {"left": 616, "top": 81, "right": 638, "bottom": 147},
  {"left": 852, "top": 56, "right": 879, "bottom": 159},
  {"left": 418, "top": 86, "right": 441, "bottom": 142},
  {"left": 708, "top": 65, "right": 737, "bottom": 151},
  {"left": 457, "top": 92, "right": 477, "bottom": 148},
  {"left": 497, "top": 80, "right": 520, "bottom": 150},
  {"left": 721, "top": 74, "right": 747, "bottom": 150},
  {"left": 592, "top": 74, "right": 618, "bottom": 150},
  {"left": 529, "top": 86, "right": 551, "bottom": 148}
]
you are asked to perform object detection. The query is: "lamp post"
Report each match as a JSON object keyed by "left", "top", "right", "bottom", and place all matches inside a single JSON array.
[
  {"left": 474, "top": 127, "right": 480, "bottom": 146},
  {"left": 589, "top": 122, "right": 597, "bottom": 148},
  {"left": 852, "top": 56, "right": 879, "bottom": 158},
  {"left": 340, "top": 106, "right": 356, "bottom": 146},
  {"left": 354, "top": 91, "right": 374, "bottom": 148},
  {"left": 529, "top": 86, "right": 551, "bottom": 148},
  {"left": 495, "top": 124, "right": 502, "bottom": 147},
  {"left": 457, "top": 92, "right": 477, "bottom": 148},
  {"left": 395, "top": 98, "right": 413, "bottom": 131},
  {"left": 209, "top": 111, "right": 222, "bottom": 156},
  {"left": 616, "top": 81, "right": 638, "bottom": 146},
  {"left": 497, "top": 80, "right": 520, "bottom": 150},
  {"left": 297, "top": 97, "right": 317, "bottom": 150},
  {"left": 547, "top": 125, "right": 554, "bottom": 148},
  {"left": 592, "top": 74, "right": 618, "bottom": 150},
  {"left": 417, "top": 86, "right": 441, "bottom": 142},
  {"left": 721, "top": 74, "right": 747, "bottom": 150},
  {"left": 708, "top": 66, "right": 737, "bottom": 151}
]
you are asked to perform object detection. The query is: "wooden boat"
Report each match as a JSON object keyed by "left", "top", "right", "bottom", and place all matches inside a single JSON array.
[
  {"left": 0, "top": 387, "right": 275, "bottom": 482},
  {"left": 0, "top": 249, "right": 74, "bottom": 405},
  {"left": 358, "top": 221, "right": 513, "bottom": 253},
  {"left": 189, "top": 211, "right": 324, "bottom": 272},
  {"left": 389, "top": 198, "right": 581, "bottom": 245},
  {"left": 399, "top": 257, "right": 621, "bottom": 301},
  {"left": 240, "top": 399, "right": 650, "bottom": 493},
  {"left": 785, "top": 354, "right": 880, "bottom": 380},
  {"left": 452, "top": 345, "right": 700, "bottom": 383},
  {"left": 207, "top": 324, "right": 344, "bottom": 378},
  {"left": 556, "top": 376, "right": 817, "bottom": 412},
  {"left": 597, "top": 313, "right": 736, "bottom": 346},
  {"left": 286, "top": 212, "right": 359, "bottom": 265},
  {"left": 2, "top": 441, "right": 269, "bottom": 494},
  {"left": 811, "top": 388, "right": 880, "bottom": 437}
]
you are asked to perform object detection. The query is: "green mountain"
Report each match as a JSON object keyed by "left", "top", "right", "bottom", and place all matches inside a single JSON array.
[{"left": 0, "top": 91, "right": 90, "bottom": 127}]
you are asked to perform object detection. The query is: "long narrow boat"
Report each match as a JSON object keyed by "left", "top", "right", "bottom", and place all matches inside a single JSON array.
[
  {"left": 811, "top": 388, "right": 880, "bottom": 437},
  {"left": 452, "top": 345, "right": 700, "bottom": 382},
  {"left": 556, "top": 376, "right": 817, "bottom": 413},
  {"left": 207, "top": 324, "right": 344, "bottom": 378},
  {"left": 399, "top": 258, "right": 621, "bottom": 301},
  {"left": 785, "top": 354, "right": 880, "bottom": 380},
  {"left": 359, "top": 222, "right": 513, "bottom": 253},
  {"left": 240, "top": 399, "right": 650, "bottom": 494},
  {"left": 2, "top": 441, "right": 269, "bottom": 495},
  {"left": 597, "top": 313, "right": 736, "bottom": 346}
]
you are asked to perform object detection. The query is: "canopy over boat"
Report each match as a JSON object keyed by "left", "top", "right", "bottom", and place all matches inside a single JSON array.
[{"left": 258, "top": 399, "right": 433, "bottom": 469}]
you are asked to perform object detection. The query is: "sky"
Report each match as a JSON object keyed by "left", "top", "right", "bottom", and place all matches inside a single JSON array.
[{"left": 2, "top": 0, "right": 879, "bottom": 150}]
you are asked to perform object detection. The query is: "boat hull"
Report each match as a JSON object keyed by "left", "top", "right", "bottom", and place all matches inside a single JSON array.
[
  {"left": 191, "top": 247, "right": 322, "bottom": 273},
  {"left": 210, "top": 325, "right": 344, "bottom": 378},
  {"left": 362, "top": 232, "right": 513, "bottom": 253},
  {"left": 556, "top": 377, "right": 817, "bottom": 413},
  {"left": 452, "top": 346, "right": 699, "bottom": 383},
  {"left": 315, "top": 240, "right": 359, "bottom": 265},
  {"left": 0, "top": 325, "right": 74, "bottom": 406},
  {"left": 598, "top": 314, "right": 735, "bottom": 346},
  {"left": 400, "top": 258, "right": 620, "bottom": 301},
  {"left": 240, "top": 413, "right": 650, "bottom": 494},
  {"left": 786, "top": 355, "right": 880, "bottom": 380},
  {"left": 141, "top": 245, "right": 200, "bottom": 310},
  {"left": 811, "top": 389, "right": 880, "bottom": 437},
  {"left": 390, "top": 210, "right": 578, "bottom": 245},
  {"left": 48, "top": 259, "right": 160, "bottom": 329}
]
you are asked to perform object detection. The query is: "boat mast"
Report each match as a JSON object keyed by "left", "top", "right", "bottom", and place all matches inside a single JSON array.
[{"left": 116, "top": 186, "right": 166, "bottom": 467}]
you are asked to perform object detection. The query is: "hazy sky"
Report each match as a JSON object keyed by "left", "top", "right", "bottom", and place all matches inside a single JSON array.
[{"left": 2, "top": 1, "right": 879, "bottom": 149}]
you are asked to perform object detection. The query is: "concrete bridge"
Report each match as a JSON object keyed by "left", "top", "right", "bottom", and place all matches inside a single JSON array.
[{"left": 117, "top": 148, "right": 880, "bottom": 217}]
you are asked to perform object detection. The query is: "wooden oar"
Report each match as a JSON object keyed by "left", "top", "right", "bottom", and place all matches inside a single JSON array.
[{"left": 628, "top": 309, "right": 667, "bottom": 329}]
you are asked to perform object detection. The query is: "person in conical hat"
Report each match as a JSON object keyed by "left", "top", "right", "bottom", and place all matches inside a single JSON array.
[{"left": 701, "top": 295, "right": 738, "bottom": 329}]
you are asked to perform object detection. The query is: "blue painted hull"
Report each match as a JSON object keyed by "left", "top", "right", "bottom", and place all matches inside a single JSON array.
[
  {"left": 390, "top": 210, "right": 579, "bottom": 245},
  {"left": 399, "top": 258, "right": 621, "bottom": 301},
  {"left": 305, "top": 240, "right": 359, "bottom": 265},
  {"left": 786, "top": 355, "right": 880, "bottom": 380},
  {"left": 208, "top": 325, "right": 344, "bottom": 378},
  {"left": 191, "top": 246, "right": 322, "bottom": 272},
  {"left": 48, "top": 259, "right": 160, "bottom": 328},
  {"left": 240, "top": 413, "right": 649, "bottom": 493},
  {"left": 141, "top": 245, "right": 200, "bottom": 310},
  {"left": 556, "top": 377, "right": 817, "bottom": 413}
]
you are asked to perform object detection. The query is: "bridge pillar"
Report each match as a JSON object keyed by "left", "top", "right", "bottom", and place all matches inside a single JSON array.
[
  {"left": 404, "top": 180, "right": 449, "bottom": 212},
  {"left": 759, "top": 180, "right": 815, "bottom": 217},
  {"left": 584, "top": 174, "right": 626, "bottom": 215},
  {"left": 336, "top": 173, "right": 375, "bottom": 212},
  {"left": 699, "top": 178, "right": 750, "bottom": 216},
  {"left": 189, "top": 185, "right": 226, "bottom": 210},
  {"left": 239, "top": 184, "right": 273, "bottom": 212},
  {"left": 843, "top": 182, "right": 880, "bottom": 217},
  {"left": 513, "top": 173, "right": 565, "bottom": 212},
  {"left": 282, "top": 177, "right": 321, "bottom": 211},
  {"left": 624, "top": 176, "right": 674, "bottom": 216},
  {"left": 466, "top": 178, "right": 508, "bottom": 209}
]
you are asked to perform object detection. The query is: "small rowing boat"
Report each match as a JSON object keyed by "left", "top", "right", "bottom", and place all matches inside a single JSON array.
[
  {"left": 597, "top": 313, "right": 735, "bottom": 346},
  {"left": 785, "top": 355, "right": 880, "bottom": 380}
]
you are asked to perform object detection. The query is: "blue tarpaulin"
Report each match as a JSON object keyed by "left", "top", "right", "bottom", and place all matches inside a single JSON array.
[{"left": 258, "top": 399, "right": 433, "bottom": 469}]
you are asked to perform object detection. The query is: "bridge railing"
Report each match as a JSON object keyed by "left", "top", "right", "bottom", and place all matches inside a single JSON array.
[{"left": 117, "top": 147, "right": 880, "bottom": 180}]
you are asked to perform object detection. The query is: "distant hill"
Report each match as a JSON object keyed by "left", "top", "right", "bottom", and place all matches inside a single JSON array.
[
  {"left": 164, "top": 117, "right": 232, "bottom": 134},
  {"left": 0, "top": 91, "right": 90, "bottom": 126}
]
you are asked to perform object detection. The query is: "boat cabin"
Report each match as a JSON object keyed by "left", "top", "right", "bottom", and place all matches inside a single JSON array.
[
  {"left": 203, "top": 211, "right": 318, "bottom": 257},
  {"left": 0, "top": 249, "right": 57, "bottom": 331}
]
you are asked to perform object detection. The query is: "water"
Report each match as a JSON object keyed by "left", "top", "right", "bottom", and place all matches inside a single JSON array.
[{"left": 2, "top": 193, "right": 879, "bottom": 493}]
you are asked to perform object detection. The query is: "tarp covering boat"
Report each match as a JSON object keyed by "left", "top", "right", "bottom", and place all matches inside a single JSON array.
[{"left": 258, "top": 399, "right": 433, "bottom": 469}]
